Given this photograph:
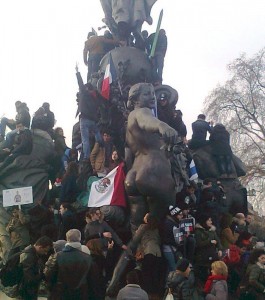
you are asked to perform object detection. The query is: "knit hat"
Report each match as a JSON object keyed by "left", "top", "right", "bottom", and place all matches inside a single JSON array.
[
  {"left": 53, "top": 240, "right": 67, "bottom": 253},
  {"left": 169, "top": 205, "right": 182, "bottom": 216},
  {"left": 176, "top": 258, "right": 190, "bottom": 272}
]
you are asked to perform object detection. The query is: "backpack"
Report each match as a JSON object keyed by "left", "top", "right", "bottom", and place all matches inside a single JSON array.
[
  {"left": 223, "top": 245, "right": 240, "bottom": 265},
  {"left": 0, "top": 251, "right": 23, "bottom": 287}
]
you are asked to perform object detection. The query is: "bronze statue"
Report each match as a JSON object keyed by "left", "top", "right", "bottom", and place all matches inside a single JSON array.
[
  {"left": 107, "top": 82, "right": 178, "bottom": 295},
  {"left": 125, "top": 83, "right": 177, "bottom": 219},
  {"left": 100, "top": 0, "right": 157, "bottom": 44}
]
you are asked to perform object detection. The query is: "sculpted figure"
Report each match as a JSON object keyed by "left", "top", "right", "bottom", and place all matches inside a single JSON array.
[
  {"left": 125, "top": 83, "right": 177, "bottom": 219},
  {"left": 106, "top": 82, "right": 178, "bottom": 295},
  {"left": 100, "top": 0, "right": 157, "bottom": 44}
]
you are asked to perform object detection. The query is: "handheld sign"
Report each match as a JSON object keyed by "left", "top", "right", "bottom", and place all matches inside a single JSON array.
[{"left": 3, "top": 187, "right": 33, "bottom": 207}]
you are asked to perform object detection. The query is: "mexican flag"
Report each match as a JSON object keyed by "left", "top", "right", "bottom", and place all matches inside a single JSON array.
[{"left": 88, "top": 163, "right": 127, "bottom": 208}]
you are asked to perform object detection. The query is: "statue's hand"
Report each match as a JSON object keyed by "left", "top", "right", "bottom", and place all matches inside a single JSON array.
[{"left": 159, "top": 123, "right": 178, "bottom": 145}]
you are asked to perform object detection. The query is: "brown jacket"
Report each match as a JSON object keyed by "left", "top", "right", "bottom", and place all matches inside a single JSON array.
[
  {"left": 90, "top": 142, "right": 106, "bottom": 173},
  {"left": 83, "top": 36, "right": 118, "bottom": 63}
]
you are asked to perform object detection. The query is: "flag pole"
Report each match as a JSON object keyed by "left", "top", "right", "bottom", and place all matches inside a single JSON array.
[{"left": 149, "top": 9, "right": 163, "bottom": 59}]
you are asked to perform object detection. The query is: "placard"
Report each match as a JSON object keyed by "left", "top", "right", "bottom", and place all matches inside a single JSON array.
[
  {"left": 3, "top": 187, "right": 33, "bottom": 207},
  {"left": 180, "top": 217, "right": 195, "bottom": 235}
]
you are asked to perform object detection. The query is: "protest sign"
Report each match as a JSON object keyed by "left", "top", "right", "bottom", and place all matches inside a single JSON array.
[
  {"left": 180, "top": 217, "right": 195, "bottom": 235},
  {"left": 3, "top": 187, "right": 33, "bottom": 207}
]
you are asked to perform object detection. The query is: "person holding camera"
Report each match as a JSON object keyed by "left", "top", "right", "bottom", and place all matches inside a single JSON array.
[{"left": 189, "top": 114, "right": 213, "bottom": 149}]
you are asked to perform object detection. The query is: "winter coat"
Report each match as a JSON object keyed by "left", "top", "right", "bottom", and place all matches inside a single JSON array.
[
  {"left": 84, "top": 220, "right": 123, "bottom": 248},
  {"left": 194, "top": 224, "right": 223, "bottom": 266},
  {"left": 6, "top": 211, "right": 30, "bottom": 249},
  {"left": 44, "top": 245, "right": 92, "bottom": 300},
  {"left": 205, "top": 279, "right": 228, "bottom": 300},
  {"left": 12, "top": 129, "right": 33, "bottom": 156},
  {"left": 117, "top": 284, "right": 149, "bottom": 300},
  {"left": 161, "top": 215, "right": 180, "bottom": 247},
  {"left": 209, "top": 126, "right": 232, "bottom": 156},
  {"left": 247, "top": 263, "right": 265, "bottom": 295},
  {"left": 58, "top": 210, "right": 77, "bottom": 240},
  {"left": 16, "top": 105, "right": 31, "bottom": 128},
  {"left": 54, "top": 134, "right": 68, "bottom": 157},
  {"left": 192, "top": 118, "right": 212, "bottom": 141},
  {"left": 20, "top": 245, "right": 45, "bottom": 300},
  {"left": 90, "top": 142, "right": 106, "bottom": 173},
  {"left": 60, "top": 175, "right": 79, "bottom": 203},
  {"left": 167, "top": 270, "right": 195, "bottom": 300},
  {"left": 76, "top": 72, "right": 102, "bottom": 122}
]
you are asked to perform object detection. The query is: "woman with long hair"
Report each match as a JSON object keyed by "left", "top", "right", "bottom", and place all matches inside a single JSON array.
[{"left": 59, "top": 161, "right": 80, "bottom": 203}]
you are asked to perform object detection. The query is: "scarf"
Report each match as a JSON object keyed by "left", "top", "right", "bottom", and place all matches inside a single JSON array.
[
  {"left": 204, "top": 274, "right": 227, "bottom": 294},
  {"left": 65, "top": 242, "right": 82, "bottom": 250}
]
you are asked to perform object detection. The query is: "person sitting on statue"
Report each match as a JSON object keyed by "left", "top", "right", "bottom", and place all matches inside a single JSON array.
[
  {"left": 0, "top": 100, "right": 22, "bottom": 142},
  {"left": 83, "top": 31, "right": 119, "bottom": 81},
  {"left": 189, "top": 113, "right": 213, "bottom": 149},
  {"left": 0, "top": 121, "right": 33, "bottom": 170},
  {"left": 209, "top": 123, "right": 233, "bottom": 177},
  {"left": 3, "top": 102, "right": 31, "bottom": 150},
  {"left": 31, "top": 106, "right": 52, "bottom": 132}
]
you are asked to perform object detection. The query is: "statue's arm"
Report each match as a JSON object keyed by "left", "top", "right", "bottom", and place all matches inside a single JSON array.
[{"left": 134, "top": 108, "right": 178, "bottom": 143}]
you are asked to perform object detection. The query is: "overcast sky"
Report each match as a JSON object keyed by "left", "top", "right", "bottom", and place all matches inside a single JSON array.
[{"left": 0, "top": 0, "right": 265, "bottom": 143}]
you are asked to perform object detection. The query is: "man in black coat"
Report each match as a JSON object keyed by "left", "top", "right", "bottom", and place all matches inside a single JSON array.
[
  {"left": 209, "top": 123, "right": 233, "bottom": 176},
  {"left": 44, "top": 229, "right": 93, "bottom": 300},
  {"left": 42, "top": 102, "right": 55, "bottom": 136},
  {"left": 190, "top": 114, "right": 213, "bottom": 149}
]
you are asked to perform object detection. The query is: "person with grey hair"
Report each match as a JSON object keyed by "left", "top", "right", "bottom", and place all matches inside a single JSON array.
[{"left": 44, "top": 229, "right": 94, "bottom": 300}]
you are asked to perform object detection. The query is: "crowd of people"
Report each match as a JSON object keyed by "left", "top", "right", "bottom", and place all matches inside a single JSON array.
[
  {"left": 0, "top": 18, "right": 263, "bottom": 300},
  {"left": 0, "top": 92, "right": 264, "bottom": 300}
]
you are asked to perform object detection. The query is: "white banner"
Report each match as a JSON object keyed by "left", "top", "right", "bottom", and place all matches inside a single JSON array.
[{"left": 3, "top": 186, "right": 33, "bottom": 207}]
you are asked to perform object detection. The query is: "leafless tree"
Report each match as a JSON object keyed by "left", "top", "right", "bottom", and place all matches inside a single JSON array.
[{"left": 204, "top": 48, "right": 265, "bottom": 213}]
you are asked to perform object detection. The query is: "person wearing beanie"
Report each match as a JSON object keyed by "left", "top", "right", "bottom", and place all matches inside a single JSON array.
[
  {"left": 194, "top": 214, "right": 223, "bottom": 284},
  {"left": 161, "top": 206, "right": 184, "bottom": 273},
  {"left": 166, "top": 258, "right": 195, "bottom": 300}
]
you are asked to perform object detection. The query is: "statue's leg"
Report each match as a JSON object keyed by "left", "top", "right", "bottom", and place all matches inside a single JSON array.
[
  {"left": 128, "top": 195, "right": 148, "bottom": 235},
  {"left": 106, "top": 207, "right": 149, "bottom": 296}
]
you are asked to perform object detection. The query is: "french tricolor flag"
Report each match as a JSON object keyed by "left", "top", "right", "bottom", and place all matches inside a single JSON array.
[
  {"left": 101, "top": 53, "right": 117, "bottom": 100},
  {"left": 88, "top": 163, "right": 127, "bottom": 208}
]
